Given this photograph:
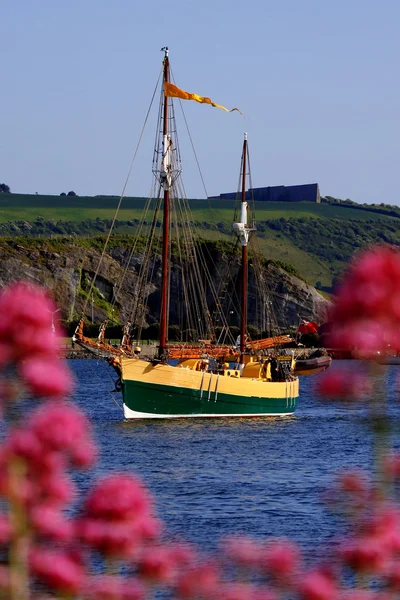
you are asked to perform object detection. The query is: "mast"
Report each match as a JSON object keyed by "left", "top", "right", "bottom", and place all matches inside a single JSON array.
[
  {"left": 239, "top": 134, "right": 248, "bottom": 363},
  {"left": 233, "top": 133, "right": 255, "bottom": 364},
  {"left": 159, "top": 47, "right": 170, "bottom": 357}
]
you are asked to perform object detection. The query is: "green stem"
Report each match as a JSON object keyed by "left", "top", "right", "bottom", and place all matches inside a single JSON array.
[{"left": 8, "top": 458, "right": 30, "bottom": 600}]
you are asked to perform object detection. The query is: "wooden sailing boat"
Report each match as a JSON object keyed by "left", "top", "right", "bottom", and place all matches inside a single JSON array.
[
  {"left": 73, "top": 48, "right": 299, "bottom": 419},
  {"left": 96, "top": 48, "right": 299, "bottom": 419}
]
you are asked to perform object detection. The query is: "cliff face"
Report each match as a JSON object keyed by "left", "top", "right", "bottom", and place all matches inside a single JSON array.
[{"left": 0, "top": 239, "right": 329, "bottom": 331}]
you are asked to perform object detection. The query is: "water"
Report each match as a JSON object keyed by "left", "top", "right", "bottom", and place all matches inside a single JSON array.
[{"left": 70, "top": 359, "right": 400, "bottom": 564}]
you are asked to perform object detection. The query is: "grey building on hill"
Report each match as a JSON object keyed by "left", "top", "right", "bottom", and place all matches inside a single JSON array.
[{"left": 211, "top": 183, "right": 320, "bottom": 203}]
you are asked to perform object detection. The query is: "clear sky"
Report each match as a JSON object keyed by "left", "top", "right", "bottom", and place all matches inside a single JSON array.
[{"left": 1, "top": 0, "right": 399, "bottom": 205}]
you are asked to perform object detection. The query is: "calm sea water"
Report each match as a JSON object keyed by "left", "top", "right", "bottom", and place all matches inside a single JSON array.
[{"left": 70, "top": 359, "right": 400, "bottom": 564}]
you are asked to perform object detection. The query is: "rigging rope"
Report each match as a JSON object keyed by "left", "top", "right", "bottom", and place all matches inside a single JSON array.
[{"left": 82, "top": 68, "right": 163, "bottom": 317}]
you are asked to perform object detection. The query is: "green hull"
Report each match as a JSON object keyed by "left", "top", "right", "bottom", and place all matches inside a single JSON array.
[{"left": 122, "top": 378, "right": 298, "bottom": 418}]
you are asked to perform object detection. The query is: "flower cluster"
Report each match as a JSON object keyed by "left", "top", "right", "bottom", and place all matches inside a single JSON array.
[
  {"left": 327, "top": 246, "right": 400, "bottom": 358},
  {"left": 1, "top": 262, "right": 400, "bottom": 600},
  {"left": 316, "top": 245, "right": 400, "bottom": 400},
  {"left": 0, "top": 281, "right": 72, "bottom": 400}
]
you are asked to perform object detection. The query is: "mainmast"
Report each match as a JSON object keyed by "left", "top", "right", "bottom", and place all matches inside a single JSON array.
[
  {"left": 159, "top": 47, "right": 171, "bottom": 357},
  {"left": 233, "top": 134, "right": 256, "bottom": 364},
  {"left": 153, "top": 48, "right": 183, "bottom": 359}
]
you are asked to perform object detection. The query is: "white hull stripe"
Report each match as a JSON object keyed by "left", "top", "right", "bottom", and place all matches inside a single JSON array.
[{"left": 123, "top": 404, "right": 295, "bottom": 419}]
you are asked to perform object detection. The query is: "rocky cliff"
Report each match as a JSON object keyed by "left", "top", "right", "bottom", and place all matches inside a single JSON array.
[{"left": 0, "top": 238, "right": 329, "bottom": 333}]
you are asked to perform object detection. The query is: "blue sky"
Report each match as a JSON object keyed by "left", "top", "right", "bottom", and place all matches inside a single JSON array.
[{"left": 1, "top": 0, "right": 399, "bottom": 205}]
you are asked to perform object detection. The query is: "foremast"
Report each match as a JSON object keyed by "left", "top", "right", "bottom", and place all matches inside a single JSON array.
[{"left": 233, "top": 134, "right": 256, "bottom": 364}]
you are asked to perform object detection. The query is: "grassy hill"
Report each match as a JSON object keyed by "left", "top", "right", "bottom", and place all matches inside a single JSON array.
[{"left": 1, "top": 193, "right": 400, "bottom": 291}]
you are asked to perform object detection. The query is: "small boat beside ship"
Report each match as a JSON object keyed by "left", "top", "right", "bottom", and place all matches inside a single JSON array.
[{"left": 293, "top": 349, "right": 332, "bottom": 376}]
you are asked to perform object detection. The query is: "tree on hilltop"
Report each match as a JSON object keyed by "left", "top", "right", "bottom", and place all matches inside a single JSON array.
[
  {"left": 67, "top": 190, "right": 77, "bottom": 196},
  {"left": 0, "top": 183, "right": 11, "bottom": 193}
]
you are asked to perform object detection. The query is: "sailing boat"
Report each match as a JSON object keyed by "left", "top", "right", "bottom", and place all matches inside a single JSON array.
[{"left": 74, "top": 48, "right": 299, "bottom": 419}]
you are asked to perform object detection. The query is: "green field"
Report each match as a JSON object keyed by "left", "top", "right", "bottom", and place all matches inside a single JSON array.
[
  {"left": 1, "top": 193, "right": 399, "bottom": 290},
  {"left": 0, "top": 194, "right": 395, "bottom": 223}
]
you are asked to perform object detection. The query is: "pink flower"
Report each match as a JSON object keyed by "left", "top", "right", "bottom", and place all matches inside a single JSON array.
[
  {"left": 221, "top": 535, "right": 263, "bottom": 568},
  {"left": 36, "top": 472, "right": 75, "bottom": 507},
  {"left": 79, "top": 519, "right": 141, "bottom": 558},
  {"left": 84, "top": 474, "right": 153, "bottom": 522},
  {"left": 261, "top": 538, "right": 301, "bottom": 579},
  {"left": 0, "top": 515, "right": 12, "bottom": 545},
  {"left": 0, "top": 282, "right": 55, "bottom": 335},
  {"left": 338, "top": 536, "right": 389, "bottom": 573},
  {"left": 0, "top": 282, "right": 65, "bottom": 369},
  {"left": 315, "top": 369, "right": 371, "bottom": 401},
  {"left": 79, "top": 473, "right": 161, "bottom": 558},
  {"left": 20, "top": 358, "right": 73, "bottom": 398},
  {"left": 13, "top": 324, "right": 61, "bottom": 356},
  {"left": 383, "top": 453, "right": 400, "bottom": 479},
  {"left": 297, "top": 570, "right": 337, "bottom": 600},
  {"left": 30, "top": 402, "right": 90, "bottom": 454},
  {"left": 30, "top": 506, "right": 74, "bottom": 542},
  {"left": 7, "top": 429, "right": 42, "bottom": 462},
  {"left": 70, "top": 440, "right": 98, "bottom": 468},
  {"left": 383, "top": 560, "right": 400, "bottom": 589},
  {"left": 137, "top": 546, "right": 181, "bottom": 583},
  {"left": 83, "top": 575, "right": 145, "bottom": 600},
  {"left": 79, "top": 513, "right": 161, "bottom": 558},
  {"left": 177, "top": 563, "right": 221, "bottom": 598},
  {"left": 30, "top": 547, "right": 86, "bottom": 594},
  {"left": 336, "top": 469, "right": 370, "bottom": 495},
  {"left": 327, "top": 246, "right": 400, "bottom": 355}
]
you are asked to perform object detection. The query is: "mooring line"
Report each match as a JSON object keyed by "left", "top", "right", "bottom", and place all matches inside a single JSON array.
[{"left": 84, "top": 359, "right": 124, "bottom": 414}]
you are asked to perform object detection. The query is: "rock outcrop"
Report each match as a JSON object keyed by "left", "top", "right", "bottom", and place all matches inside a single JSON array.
[{"left": 0, "top": 239, "right": 329, "bottom": 332}]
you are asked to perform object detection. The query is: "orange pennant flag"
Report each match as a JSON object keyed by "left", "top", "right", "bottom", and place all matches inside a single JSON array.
[{"left": 164, "top": 82, "right": 242, "bottom": 115}]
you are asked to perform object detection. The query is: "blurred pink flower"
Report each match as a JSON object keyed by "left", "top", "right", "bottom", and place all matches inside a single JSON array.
[
  {"left": 137, "top": 545, "right": 183, "bottom": 583},
  {"left": 79, "top": 519, "right": 142, "bottom": 558},
  {"left": 83, "top": 575, "right": 145, "bottom": 600},
  {"left": 328, "top": 246, "right": 400, "bottom": 355},
  {"left": 30, "top": 402, "right": 93, "bottom": 460},
  {"left": 30, "top": 546, "right": 86, "bottom": 594},
  {"left": 30, "top": 505, "right": 74, "bottom": 542},
  {"left": 221, "top": 535, "right": 264, "bottom": 569},
  {"left": 383, "top": 453, "right": 400, "bottom": 479},
  {"left": 176, "top": 563, "right": 221, "bottom": 598},
  {"left": 324, "top": 469, "right": 372, "bottom": 514},
  {"left": 338, "top": 537, "right": 389, "bottom": 574},
  {"left": 13, "top": 326, "right": 61, "bottom": 359},
  {"left": 20, "top": 358, "right": 73, "bottom": 398},
  {"left": 0, "top": 515, "right": 12, "bottom": 545},
  {"left": 7, "top": 428, "right": 42, "bottom": 463},
  {"left": 297, "top": 569, "right": 338, "bottom": 600},
  {"left": 84, "top": 473, "right": 153, "bottom": 522},
  {"left": 36, "top": 472, "right": 75, "bottom": 507},
  {"left": 0, "top": 282, "right": 55, "bottom": 333},
  {"left": 315, "top": 369, "right": 372, "bottom": 401},
  {"left": 0, "top": 281, "right": 65, "bottom": 368},
  {"left": 261, "top": 538, "right": 301, "bottom": 580},
  {"left": 70, "top": 440, "right": 98, "bottom": 468}
]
